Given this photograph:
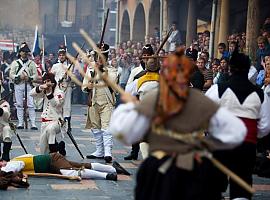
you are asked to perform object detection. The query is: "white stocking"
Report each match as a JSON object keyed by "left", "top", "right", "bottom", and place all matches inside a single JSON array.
[{"left": 91, "top": 163, "right": 116, "bottom": 173}]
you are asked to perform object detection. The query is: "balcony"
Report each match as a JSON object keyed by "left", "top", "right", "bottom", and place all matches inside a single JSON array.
[{"left": 43, "top": 15, "right": 92, "bottom": 34}]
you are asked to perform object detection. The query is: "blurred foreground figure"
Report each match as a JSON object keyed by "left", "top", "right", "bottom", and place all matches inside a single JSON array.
[{"left": 109, "top": 49, "right": 247, "bottom": 200}]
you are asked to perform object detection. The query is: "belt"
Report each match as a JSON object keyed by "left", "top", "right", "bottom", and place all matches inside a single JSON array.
[{"left": 41, "top": 118, "right": 53, "bottom": 122}]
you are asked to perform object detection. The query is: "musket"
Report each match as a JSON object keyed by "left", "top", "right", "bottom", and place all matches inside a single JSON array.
[
  {"left": 24, "top": 80, "right": 28, "bottom": 129},
  {"left": 141, "top": 28, "right": 173, "bottom": 59},
  {"left": 155, "top": 27, "right": 173, "bottom": 55},
  {"left": 99, "top": 8, "right": 110, "bottom": 47},
  {"left": 9, "top": 122, "right": 28, "bottom": 154},
  {"left": 66, "top": 128, "right": 84, "bottom": 159},
  {"left": 87, "top": 8, "right": 110, "bottom": 106},
  {"left": 58, "top": 42, "right": 86, "bottom": 84}
]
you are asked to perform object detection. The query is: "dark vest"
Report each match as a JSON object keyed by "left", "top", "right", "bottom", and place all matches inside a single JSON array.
[{"left": 136, "top": 88, "right": 219, "bottom": 154}]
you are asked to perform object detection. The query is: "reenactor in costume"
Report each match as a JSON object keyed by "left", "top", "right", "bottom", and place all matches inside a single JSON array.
[
  {"left": 124, "top": 44, "right": 156, "bottom": 160},
  {"left": 127, "top": 44, "right": 154, "bottom": 84},
  {"left": 0, "top": 100, "right": 12, "bottom": 161},
  {"left": 0, "top": 152, "right": 130, "bottom": 181},
  {"left": 50, "top": 45, "right": 73, "bottom": 130},
  {"left": 109, "top": 49, "right": 247, "bottom": 200},
  {"left": 33, "top": 54, "right": 44, "bottom": 111},
  {"left": 30, "top": 73, "right": 66, "bottom": 155},
  {"left": 82, "top": 43, "right": 117, "bottom": 163},
  {"left": 206, "top": 50, "right": 270, "bottom": 200},
  {"left": 9, "top": 42, "right": 38, "bottom": 130}
]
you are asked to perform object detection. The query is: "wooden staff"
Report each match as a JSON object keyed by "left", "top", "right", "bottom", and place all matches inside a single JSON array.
[
  {"left": 71, "top": 30, "right": 126, "bottom": 96},
  {"left": 206, "top": 154, "right": 255, "bottom": 194},
  {"left": 26, "top": 172, "right": 81, "bottom": 181},
  {"left": 152, "top": 125, "right": 255, "bottom": 194}
]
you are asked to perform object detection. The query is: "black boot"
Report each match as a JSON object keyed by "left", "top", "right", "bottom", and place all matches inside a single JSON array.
[
  {"left": 112, "top": 161, "right": 131, "bottom": 175},
  {"left": 58, "top": 141, "right": 66, "bottom": 156},
  {"left": 49, "top": 143, "right": 58, "bottom": 153},
  {"left": 106, "top": 173, "right": 117, "bottom": 181},
  {"left": 124, "top": 143, "right": 139, "bottom": 160},
  {"left": 104, "top": 156, "right": 112, "bottom": 163},
  {"left": 2, "top": 142, "right": 12, "bottom": 161}
]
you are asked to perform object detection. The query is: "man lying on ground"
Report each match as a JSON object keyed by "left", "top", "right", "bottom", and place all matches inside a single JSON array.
[{"left": 0, "top": 152, "right": 130, "bottom": 181}]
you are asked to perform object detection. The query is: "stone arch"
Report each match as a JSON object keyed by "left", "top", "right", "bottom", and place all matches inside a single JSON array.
[
  {"left": 120, "top": 10, "right": 131, "bottom": 42},
  {"left": 132, "top": 3, "right": 146, "bottom": 42},
  {"left": 149, "top": 0, "right": 160, "bottom": 39}
]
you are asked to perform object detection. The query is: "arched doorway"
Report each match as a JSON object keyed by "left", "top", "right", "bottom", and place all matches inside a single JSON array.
[
  {"left": 120, "top": 10, "right": 131, "bottom": 42},
  {"left": 133, "top": 3, "right": 146, "bottom": 42},
  {"left": 149, "top": 0, "right": 160, "bottom": 39}
]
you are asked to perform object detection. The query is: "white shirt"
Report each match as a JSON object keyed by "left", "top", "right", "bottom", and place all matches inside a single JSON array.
[
  {"left": 30, "top": 86, "right": 65, "bottom": 120},
  {"left": 206, "top": 84, "right": 270, "bottom": 138},
  {"left": 127, "top": 65, "right": 144, "bottom": 85},
  {"left": 125, "top": 79, "right": 159, "bottom": 100},
  {"left": 1, "top": 161, "right": 25, "bottom": 173},
  {"left": 109, "top": 103, "right": 247, "bottom": 147},
  {"left": 50, "top": 61, "right": 69, "bottom": 83}
]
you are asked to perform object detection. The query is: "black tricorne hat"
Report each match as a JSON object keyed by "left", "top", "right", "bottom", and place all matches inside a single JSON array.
[
  {"left": 19, "top": 42, "right": 31, "bottom": 53},
  {"left": 58, "top": 44, "right": 67, "bottom": 54},
  {"left": 142, "top": 44, "right": 154, "bottom": 56},
  {"left": 94, "top": 42, "right": 110, "bottom": 61}
]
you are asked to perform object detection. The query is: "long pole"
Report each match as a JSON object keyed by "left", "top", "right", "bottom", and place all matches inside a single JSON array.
[{"left": 24, "top": 81, "right": 28, "bottom": 129}]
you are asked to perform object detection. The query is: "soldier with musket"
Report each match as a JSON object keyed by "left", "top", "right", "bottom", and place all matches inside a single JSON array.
[
  {"left": 9, "top": 42, "right": 38, "bottom": 130},
  {"left": 50, "top": 45, "right": 73, "bottom": 131},
  {"left": 82, "top": 42, "right": 117, "bottom": 163}
]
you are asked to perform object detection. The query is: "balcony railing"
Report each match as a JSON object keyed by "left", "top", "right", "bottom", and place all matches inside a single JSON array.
[{"left": 44, "top": 15, "right": 92, "bottom": 34}]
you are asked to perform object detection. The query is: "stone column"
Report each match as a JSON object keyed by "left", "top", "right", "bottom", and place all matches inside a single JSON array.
[
  {"left": 145, "top": 13, "right": 150, "bottom": 43},
  {"left": 160, "top": 0, "right": 163, "bottom": 39},
  {"left": 115, "top": 0, "right": 120, "bottom": 46},
  {"left": 218, "top": 0, "right": 229, "bottom": 44},
  {"left": 186, "top": 0, "right": 197, "bottom": 47},
  {"left": 214, "top": 0, "right": 221, "bottom": 58},
  {"left": 246, "top": 0, "right": 259, "bottom": 62}
]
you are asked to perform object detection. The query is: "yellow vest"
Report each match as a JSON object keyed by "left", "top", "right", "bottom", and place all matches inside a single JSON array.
[
  {"left": 137, "top": 72, "right": 159, "bottom": 90},
  {"left": 12, "top": 156, "right": 35, "bottom": 173}
]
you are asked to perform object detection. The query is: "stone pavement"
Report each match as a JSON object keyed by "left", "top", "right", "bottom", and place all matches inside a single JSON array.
[{"left": 0, "top": 105, "right": 270, "bottom": 199}]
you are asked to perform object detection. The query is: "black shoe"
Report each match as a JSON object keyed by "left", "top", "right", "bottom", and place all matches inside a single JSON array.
[
  {"left": 2, "top": 142, "right": 12, "bottom": 161},
  {"left": 58, "top": 141, "right": 66, "bottom": 156},
  {"left": 31, "top": 126, "right": 38, "bottom": 130},
  {"left": 112, "top": 161, "right": 131, "bottom": 175},
  {"left": 17, "top": 126, "right": 24, "bottom": 129},
  {"left": 86, "top": 155, "right": 104, "bottom": 159},
  {"left": 124, "top": 153, "right": 138, "bottom": 160},
  {"left": 49, "top": 144, "right": 58, "bottom": 153},
  {"left": 104, "top": 156, "right": 112, "bottom": 163},
  {"left": 106, "top": 173, "right": 117, "bottom": 181}
]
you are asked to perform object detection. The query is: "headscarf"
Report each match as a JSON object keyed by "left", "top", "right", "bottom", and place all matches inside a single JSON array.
[{"left": 154, "top": 48, "right": 194, "bottom": 125}]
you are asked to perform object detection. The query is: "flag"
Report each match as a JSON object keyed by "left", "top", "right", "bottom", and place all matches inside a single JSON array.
[
  {"left": 41, "top": 34, "right": 46, "bottom": 72},
  {"left": 32, "top": 25, "right": 40, "bottom": 57}
]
